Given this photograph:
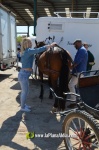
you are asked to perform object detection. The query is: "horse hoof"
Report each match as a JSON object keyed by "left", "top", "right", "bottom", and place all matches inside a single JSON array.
[
  {"left": 50, "top": 107, "right": 58, "bottom": 114},
  {"left": 49, "top": 95, "right": 53, "bottom": 99}
]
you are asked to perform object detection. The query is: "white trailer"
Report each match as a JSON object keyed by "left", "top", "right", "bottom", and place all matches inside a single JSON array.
[
  {"left": 0, "top": 4, "right": 16, "bottom": 70},
  {"left": 36, "top": 13, "right": 99, "bottom": 70}
]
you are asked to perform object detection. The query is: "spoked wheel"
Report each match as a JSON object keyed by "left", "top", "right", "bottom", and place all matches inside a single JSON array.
[{"left": 62, "top": 110, "right": 99, "bottom": 150}]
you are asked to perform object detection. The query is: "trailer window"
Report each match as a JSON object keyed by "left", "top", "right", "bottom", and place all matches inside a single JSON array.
[{"left": 49, "top": 24, "right": 63, "bottom": 31}]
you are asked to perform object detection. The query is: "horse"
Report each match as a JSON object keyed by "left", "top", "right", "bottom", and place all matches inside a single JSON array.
[{"left": 35, "top": 41, "right": 73, "bottom": 111}]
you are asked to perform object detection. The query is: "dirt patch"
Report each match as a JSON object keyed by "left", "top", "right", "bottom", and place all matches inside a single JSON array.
[{"left": 0, "top": 68, "right": 66, "bottom": 150}]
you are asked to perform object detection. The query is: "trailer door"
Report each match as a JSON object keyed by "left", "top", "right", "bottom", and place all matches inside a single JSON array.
[
  {"left": 0, "top": 10, "right": 3, "bottom": 59},
  {"left": 10, "top": 15, "right": 16, "bottom": 57},
  {"left": 0, "top": 8, "right": 10, "bottom": 59}
]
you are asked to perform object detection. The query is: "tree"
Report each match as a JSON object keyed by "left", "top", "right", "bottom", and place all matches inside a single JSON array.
[{"left": 17, "top": 36, "right": 22, "bottom": 43}]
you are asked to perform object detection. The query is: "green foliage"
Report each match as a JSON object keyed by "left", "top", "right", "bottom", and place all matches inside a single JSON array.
[{"left": 17, "top": 36, "right": 22, "bottom": 43}]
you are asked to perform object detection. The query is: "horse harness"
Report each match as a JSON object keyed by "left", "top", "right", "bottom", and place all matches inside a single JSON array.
[{"left": 35, "top": 46, "right": 71, "bottom": 75}]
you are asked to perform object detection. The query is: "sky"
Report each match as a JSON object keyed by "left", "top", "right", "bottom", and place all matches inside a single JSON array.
[{"left": 17, "top": 26, "right": 34, "bottom": 37}]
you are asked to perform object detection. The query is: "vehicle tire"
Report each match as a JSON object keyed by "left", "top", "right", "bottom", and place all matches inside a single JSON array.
[{"left": 62, "top": 110, "right": 99, "bottom": 150}]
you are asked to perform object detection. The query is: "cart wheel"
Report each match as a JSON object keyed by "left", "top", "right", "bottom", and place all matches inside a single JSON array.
[{"left": 62, "top": 110, "right": 99, "bottom": 150}]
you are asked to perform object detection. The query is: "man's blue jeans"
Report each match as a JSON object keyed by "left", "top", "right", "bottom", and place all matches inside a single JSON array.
[{"left": 18, "top": 70, "right": 31, "bottom": 109}]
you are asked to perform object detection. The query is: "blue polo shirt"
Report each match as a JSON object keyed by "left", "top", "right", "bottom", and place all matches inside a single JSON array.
[
  {"left": 21, "top": 46, "right": 46, "bottom": 69},
  {"left": 72, "top": 46, "right": 88, "bottom": 74}
]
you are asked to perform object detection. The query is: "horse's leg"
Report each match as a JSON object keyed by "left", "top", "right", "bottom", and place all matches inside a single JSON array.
[
  {"left": 35, "top": 65, "right": 37, "bottom": 79},
  {"left": 58, "top": 65, "right": 69, "bottom": 110},
  {"left": 48, "top": 77, "right": 53, "bottom": 99},
  {"left": 39, "top": 71, "right": 44, "bottom": 100},
  {"left": 52, "top": 65, "right": 69, "bottom": 111},
  {"left": 39, "top": 83, "right": 44, "bottom": 99},
  {"left": 50, "top": 78, "right": 60, "bottom": 113},
  {"left": 49, "top": 90, "right": 53, "bottom": 99},
  {"left": 49, "top": 77, "right": 58, "bottom": 99}
]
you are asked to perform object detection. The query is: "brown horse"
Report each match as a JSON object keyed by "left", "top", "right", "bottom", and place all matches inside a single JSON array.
[{"left": 35, "top": 41, "right": 73, "bottom": 111}]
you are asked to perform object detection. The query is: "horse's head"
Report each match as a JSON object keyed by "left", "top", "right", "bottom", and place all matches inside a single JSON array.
[{"left": 35, "top": 40, "right": 46, "bottom": 48}]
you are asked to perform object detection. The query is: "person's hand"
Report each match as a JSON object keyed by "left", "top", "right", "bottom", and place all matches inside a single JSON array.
[
  {"left": 50, "top": 42, "right": 57, "bottom": 47},
  {"left": 46, "top": 42, "right": 57, "bottom": 50},
  {"left": 89, "top": 62, "right": 95, "bottom": 66},
  {"left": 69, "top": 64, "right": 74, "bottom": 70}
]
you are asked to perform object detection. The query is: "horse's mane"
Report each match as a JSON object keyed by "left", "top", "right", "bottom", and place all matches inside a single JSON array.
[{"left": 35, "top": 40, "right": 45, "bottom": 48}]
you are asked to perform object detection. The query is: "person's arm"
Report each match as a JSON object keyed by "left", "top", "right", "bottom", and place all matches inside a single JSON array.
[
  {"left": 70, "top": 62, "right": 78, "bottom": 70},
  {"left": 72, "top": 63, "right": 78, "bottom": 68},
  {"left": 28, "top": 42, "right": 57, "bottom": 56}
]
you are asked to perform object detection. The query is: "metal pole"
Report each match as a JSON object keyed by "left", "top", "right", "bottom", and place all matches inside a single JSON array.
[
  {"left": 34, "top": 0, "right": 37, "bottom": 36},
  {"left": 27, "top": 26, "right": 29, "bottom": 37},
  {"left": 72, "top": 0, "right": 74, "bottom": 17}
]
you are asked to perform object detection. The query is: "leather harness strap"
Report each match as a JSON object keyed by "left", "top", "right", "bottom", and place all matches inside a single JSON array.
[{"left": 44, "top": 47, "right": 60, "bottom": 74}]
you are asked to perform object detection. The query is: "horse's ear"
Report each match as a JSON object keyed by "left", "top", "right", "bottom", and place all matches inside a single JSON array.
[{"left": 35, "top": 40, "right": 37, "bottom": 46}]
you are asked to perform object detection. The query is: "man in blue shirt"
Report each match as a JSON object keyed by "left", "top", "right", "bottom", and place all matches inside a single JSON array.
[{"left": 68, "top": 39, "right": 88, "bottom": 101}]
